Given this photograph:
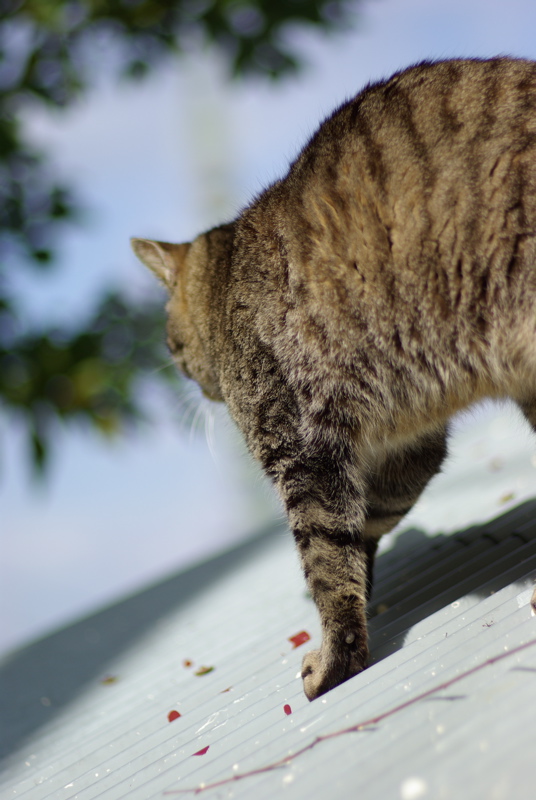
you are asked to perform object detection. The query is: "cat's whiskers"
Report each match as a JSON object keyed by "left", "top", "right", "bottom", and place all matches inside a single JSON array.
[
  {"left": 147, "top": 356, "right": 177, "bottom": 376},
  {"left": 188, "top": 399, "right": 208, "bottom": 445},
  {"left": 204, "top": 407, "right": 221, "bottom": 471},
  {"left": 164, "top": 382, "right": 221, "bottom": 464},
  {"left": 170, "top": 383, "right": 204, "bottom": 431}
]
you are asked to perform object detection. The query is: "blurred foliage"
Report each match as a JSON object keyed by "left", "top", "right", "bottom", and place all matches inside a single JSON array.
[
  {"left": 0, "top": 293, "right": 174, "bottom": 472},
  {"left": 0, "top": 0, "right": 359, "bottom": 475}
]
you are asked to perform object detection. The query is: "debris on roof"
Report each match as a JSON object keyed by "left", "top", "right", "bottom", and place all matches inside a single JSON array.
[{"left": 1, "top": 498, "right": 536, "bottom": 799}]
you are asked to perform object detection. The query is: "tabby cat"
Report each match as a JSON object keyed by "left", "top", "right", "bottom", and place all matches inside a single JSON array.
[{"left": 132, "top": 57, "right": 536, "bottom": 700}]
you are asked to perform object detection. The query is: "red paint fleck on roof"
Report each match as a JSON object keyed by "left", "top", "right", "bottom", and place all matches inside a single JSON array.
[
  {"left": 289, "top": 630, "right": 311, "bottom": 648},
  {"left": 167, "top": 710, "right": 181, "bottom": 722},
  {"left": 283, "top": 704, "right": 292, "bottom": 716},
  {"left": 193, "top": 745, "right": 210, "bottom": 756}
]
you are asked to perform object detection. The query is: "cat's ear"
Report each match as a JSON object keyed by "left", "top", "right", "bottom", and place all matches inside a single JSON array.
[{"left": 130, "top": 238, "right": 190, "bottom": 290}]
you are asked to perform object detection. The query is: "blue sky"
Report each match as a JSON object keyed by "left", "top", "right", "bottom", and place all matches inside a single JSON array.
[{"left": 2, "top": 0, "right": 536, "bottom": 656}]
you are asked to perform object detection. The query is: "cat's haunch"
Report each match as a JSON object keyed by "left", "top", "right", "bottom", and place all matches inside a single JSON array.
[{"left": 133, "top": 57, "right": 536, "bottom": 700}]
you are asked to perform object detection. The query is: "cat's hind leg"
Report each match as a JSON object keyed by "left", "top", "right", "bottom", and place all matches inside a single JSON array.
[
  {"left": 363, "top": 425, "right": 448, "bottom": 598},
  {"left": 517, "top": 399, "right": 536, "bottom": 611},
  {"left": 518, "top": 397, "right": 536, "bottom": 433}
]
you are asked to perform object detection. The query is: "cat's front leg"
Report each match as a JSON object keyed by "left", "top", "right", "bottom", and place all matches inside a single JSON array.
[
  {"left": 297, "top": 527, "right": 370, "bottom": 700},
  {"left": 278, "top": 452, "right": 371, "bottom": 700},
  {"left": 227, "top": 349, "right": 371, "bottom": 699}
]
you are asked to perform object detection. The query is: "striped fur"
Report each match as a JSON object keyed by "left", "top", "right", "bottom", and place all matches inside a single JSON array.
[{"left": 132, "top": 57, "right": 536, "bottom": 700}]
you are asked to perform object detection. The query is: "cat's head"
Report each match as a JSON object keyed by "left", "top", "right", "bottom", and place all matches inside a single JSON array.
[{"left": 131, "top": 227, "right": 232, "bottom": 402}]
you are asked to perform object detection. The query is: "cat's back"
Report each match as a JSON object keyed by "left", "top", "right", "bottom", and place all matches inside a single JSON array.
[
  {"left": 281, "top": 58, "right": 536, "bottom": 248},
  {"left": 250, "top": 58, "right": 536, "bottom": 342},
  {"left": 288, "top": 57, "right": 536, "bottom": 201},
  {"left": 229, "top": 58, "right": 536, "bottom": 408}
]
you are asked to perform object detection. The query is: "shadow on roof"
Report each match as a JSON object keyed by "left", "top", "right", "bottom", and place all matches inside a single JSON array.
[
  {"left": 0, "top": 523, "right": 282, "bottom": 763},
  {"left": 369, "top": 498, "right": 536, "bottom": 663}
]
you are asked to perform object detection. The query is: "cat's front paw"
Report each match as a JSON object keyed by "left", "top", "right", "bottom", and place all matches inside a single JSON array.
[
  {"left": 301, "top": 650, "right": 330, "bottom": 700},
  {"left": 301, "top": 644, "right": 366, "bottom": 701}
]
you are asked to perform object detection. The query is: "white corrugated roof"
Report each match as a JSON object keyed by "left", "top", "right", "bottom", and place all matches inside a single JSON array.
[{"left": 1, "top": 498, "right": 536, "bottom": 799}]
